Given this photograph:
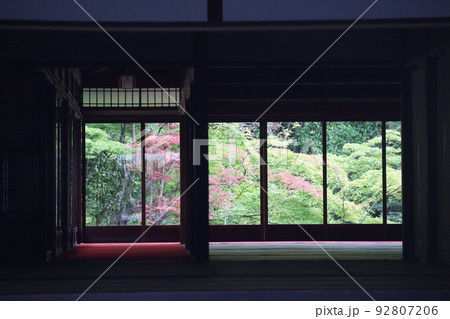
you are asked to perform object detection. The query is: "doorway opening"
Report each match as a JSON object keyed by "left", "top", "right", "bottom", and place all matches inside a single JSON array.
[
  {"left": 81, "top": 83, "right": 183, "bottom": 243},
  {"left": 84, "top": 122, "right": 181, "bottom": 242}
]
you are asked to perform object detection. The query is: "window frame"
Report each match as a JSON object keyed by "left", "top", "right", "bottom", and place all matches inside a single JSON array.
[
  {"left": 81, "top": 87, "right": 183, "bottom": 242},
  {"left": 81, "top": 93, "right": 402, "bottom": 241},
  {"left": 84, "top": 121, "right": 181, "bottom": 227},
  {"left": 206, "top": 117, "right": 402, "bottom": 241}
]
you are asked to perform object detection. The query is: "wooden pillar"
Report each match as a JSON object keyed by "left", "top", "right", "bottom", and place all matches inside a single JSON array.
[
  {"left": 427, "top": 53, "right": 439, "bottom": 264},
  {"left": 81, "top": 120, "right": 86, "bottom": 243},
  {"left": 443, "top": 48, "right": 450, "bottom": 265},
  {"left": 401, "top": 66, "right": 415, "bottom": 262},
  {"left": 72, "top": 117, "right": 83, "bottom": 244},
  {"left": 442, "top": 48, "right": 450, "bottom": 265},
  {"left": 428, "top": 43, "right": 450, "bottom": 264},
  {"left": 180, "top": 113, "right": 190, "bottom": 246},
  {"left": 208, "top": 0, "right": 223, "bottom": 23},
  {"left": 182, "top": 33, "right": 210, "bottom": 261},
  {"left": 410, "top": 59, "right": 429, "bottom": 263},
  {"left": 402, "top": 30, "right": 450, "bottom": 265},
  {"left": 40, "top": 76, "right": 58, "bottom": 260},
  {"left": 60, "top": 100, "right": 70, "bottom": 252}
]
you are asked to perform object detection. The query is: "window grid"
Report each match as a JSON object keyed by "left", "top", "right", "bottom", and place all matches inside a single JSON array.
[{"left": 82, "top": 88, "right": 180, "bottom": 108}]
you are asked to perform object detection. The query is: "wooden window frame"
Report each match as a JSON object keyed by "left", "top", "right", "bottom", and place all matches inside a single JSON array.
[{"left": 207, "top": 116, "right": 402, "bottom": 242}]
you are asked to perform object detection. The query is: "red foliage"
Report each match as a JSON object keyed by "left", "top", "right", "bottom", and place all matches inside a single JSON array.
[
  {"left": 129, "top": 124, "right": 181, "bottom": 225},
  {"left": 272, "top": 172, "right": 322, "bottom": 199},
  {"left": 143, "top": 133, "right": 180, "bottom": 151},
  {"left": 136, "top": 195, "right": 180, "bottom": 225},
  {"left": 147, "top": 171, "right": 174, "bottom": 181},
  {"left": 209, "top": 168, "right": 246, "bottom": 219}
]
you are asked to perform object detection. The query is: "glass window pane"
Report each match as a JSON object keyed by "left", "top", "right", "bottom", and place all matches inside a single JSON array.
[
  {"left": 267, "top": 122, "right": 323, "bottom": 224},
  {"left": 104, "top": 88, "right": 111, "bottom": 106},
  {"left": 133, "top": 90, "right": 140, "bottom": 107},
  {"left": 145, "top": 123, "right": 180, "bottom": 225},
  {"left": 169, "top": 89, "right": 179, "bottom": 105},
  {"left": 89, "top": 89, "right": 96, "bottom": 105},
  {"left": 327, "top": 122, "right": 383, "bottom": 224},
  {"left": 118, "top": 89, "right": 126, "bottom": 106},
  {"left": 155, "top": 89, "right": 162, "bottom": 106},
  {"left": 209, "top": 122, "right": 260, "bottom": 225},
  {"left": 386, "top": 121, "right": 402, "bottom": 224},
  {"left": 82, "top": 89, "right": 90, "bottom": 107},
  {"left": 141, "top": 89, "right": 149, "bottom": 106},
  {"left": 111, "top": 89, "right": 119, "bottom": 106},
  {"left": 85, "top": 123, "right": 142, "bottom": 226},
  {"left": 96, "top": 89, "right": 104, "bottom": 106}
]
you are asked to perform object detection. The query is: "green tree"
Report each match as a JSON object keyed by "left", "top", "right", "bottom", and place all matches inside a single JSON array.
[{"left": 85, "top": 123, "right": 141, "bottom": 226}]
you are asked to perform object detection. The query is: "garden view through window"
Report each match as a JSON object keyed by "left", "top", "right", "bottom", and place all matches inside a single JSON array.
[
  {"left": 85, "top": 121, "right": 401, "bottom": 228},
  {"left": 268, "top": 122, "right": 323, "bottom": 224},
  {"left": 208, "top": 122, "right": 260, "bottom": 225},
  {"left": 208, "top": 121, "right": 402, "bottom": 226},
  {"left": 386, "top": 121, "right": 403, "bottom": 224},
  {"left": 85, "top": 122, "right": 180, "bottom": 226},
  {"left": 326, "top": 122, "right": 383, "bottom": 224}
]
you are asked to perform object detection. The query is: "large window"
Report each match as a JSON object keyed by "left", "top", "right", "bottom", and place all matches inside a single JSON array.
[
  {"left": 86, "top": 120, "right": 401, "bottom": 228},
  {"left": 208, "top": 121, "right": 402, "bottom": 226},
  {"left": 85, "top": 122, "right": 180, "bottom": 227}
]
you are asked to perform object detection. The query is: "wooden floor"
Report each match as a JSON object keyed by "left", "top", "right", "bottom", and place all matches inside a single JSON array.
[
  {"left": 210, "top": 242, "right": 402, "bottom": 261},
  {"left": 1, "top": 240, "right": 450, "bottom": 301}
]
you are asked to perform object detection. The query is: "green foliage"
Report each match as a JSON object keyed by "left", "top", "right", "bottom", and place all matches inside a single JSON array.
[
  {"left": 85, "top": 122, "right": 181, "bottom": 227},
  {"left": 209, "top": 122, "right": 402, "bottom": 225},
  {"left": 85, "top": 126, "right": 127, "bottom": 158},
  {"left": 86, "top": 121, "right": 402, "bottom": 227},
  {"left": 326, "top": 122, "right": 382, "bottom": 155},
  {"left": 85, "top": 123, "right": 141, "bottom": 226},
  {"left": 209, "top": 123, "right": 260, "bottom": 225},
  {"left": 267, "top": 147, "right": 323, "bottom": 224},
  {"left": 268, "top": 184, "right": 323, "bottom": 224},
  {"left": 326, "top": 127, "right": 402, "bottom": 224}
]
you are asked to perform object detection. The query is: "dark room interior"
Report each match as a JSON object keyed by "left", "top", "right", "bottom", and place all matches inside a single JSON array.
[{"left": 0, "top": 0, "right": 450, "bottom": 301}]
